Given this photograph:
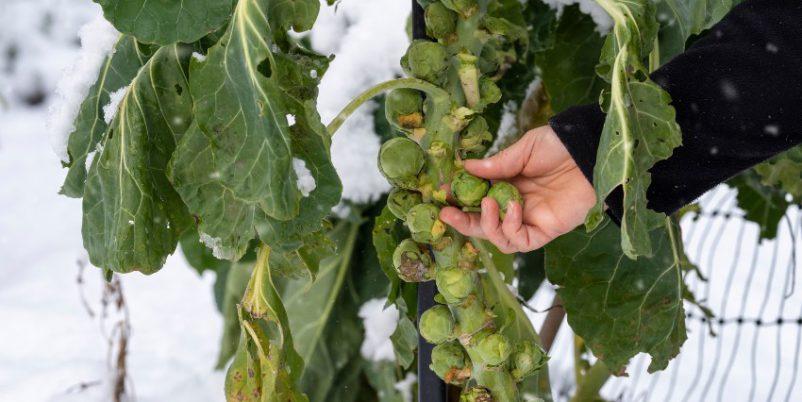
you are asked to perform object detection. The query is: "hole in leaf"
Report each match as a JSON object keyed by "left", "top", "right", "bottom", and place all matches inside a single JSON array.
[
  {"left": 108, "top": 129, "right": 114, "bottom": 139},
  {"left": 175, "top": 84, "right": 183, "bottom": 96},
  {"left": 257, "top": 58, "right": 272, "bottom": 78}
]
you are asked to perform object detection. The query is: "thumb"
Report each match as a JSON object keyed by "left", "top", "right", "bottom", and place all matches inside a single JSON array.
[{"left": 464, "top": 131, "right": 536, "bottom": 179}]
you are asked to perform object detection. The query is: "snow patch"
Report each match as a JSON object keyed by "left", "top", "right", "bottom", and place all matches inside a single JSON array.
[
  {"left": 292, "top": 158, "right": 316, "bottom": 197},
  {"left": 102, "top": 85, "right": 128, "bottom": 124},
  {"left": 286, "top": 113, "right": 296, "bottom": 127},
  {"left": 47, "top": 14, "right": 119, "bottom": 162},
  {"left": 198, "top": 232, "right": 236, "bottom": 260},
  {"left": 764, "top": 124, "right": 780, "bottom": 136},
  {"left": 394, "top": 373, "right": 417, "bottom": 402},
  {"left": 310, "top": 0, "right": 409, "bottom": 203},
  {"left": 191, "top": 52, "right": 207, "bottom": 62},
  {"left": 541, "top": 0, "right": 613, "bottom": 33},
  {"left": 358, "top": 298, "right": 399, "bottom": 363}
]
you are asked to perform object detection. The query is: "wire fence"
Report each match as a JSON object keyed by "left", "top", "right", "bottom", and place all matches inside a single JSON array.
[{"left": 528, "top": 185, "right": 802, "bottom": 402}]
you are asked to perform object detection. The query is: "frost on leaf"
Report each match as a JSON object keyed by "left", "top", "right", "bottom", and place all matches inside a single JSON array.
[
  {"left": 199, "top": 232, "right": 238, "bottom": 261},
  {"left": 292, "top": 158, "right": 316, "bottom": 197},
  {"left": 102, "top": 85, "right": 128, "bottom": 124},
  {"left": 49, "top": 14, "right": 119, "bottom": 164}
]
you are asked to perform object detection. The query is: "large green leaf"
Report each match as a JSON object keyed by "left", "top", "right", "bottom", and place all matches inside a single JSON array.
[
  {"left": 61, "top": 36, "right": 153, "bottom": 198},
  {"left": 545, "top": 218, "right": 687, "bottom": 373},
  {"left": 93, "top": 0, "right": 235, "bottom": 45},
  {"left": 657, "top": 0, "right": 736, "bottom": 63},
  {"left": 82, "top": 44, "right": 194, "bottom": 274},
  {"left": 169, "top": 0, "right": 340, "bottom": 261},
  {"left": 535, "top": 6, "right": 605, "bottom": 113},
  {"left": 586, "top": 0, "right": 681, "bottom": 259}
]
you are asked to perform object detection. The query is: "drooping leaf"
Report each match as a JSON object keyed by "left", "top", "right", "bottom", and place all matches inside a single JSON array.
[
  {"left": 216, "top": 262, "right": 253, "bottom": 369},
  {"left": 535, "top": 6, "right": 606, "bottom": 113},
  {"left": 227, "top": 246, "right": 308, "bottom": 401},
  {"left": 728, "top": 171, "right": 790, "bottom": 241},
  {"left": 169, "top": 0, "right": 340, "bottom": 261},
  {"left": 82, "top": 44, "right": 194, "bottom": 274},
  {"left": 61, "top": 36, "right": 154, "bottom": 198},
  {"left": 389, "top": 297, "right": 417, "bottom": 369},
  {"left": 585, "top": 0, "right": 682, "bottom": 259},
  {"left": 545, "top": 218, "right": 687, "bottom": 373},
  {"left": 93, "top": 0, "right": 235, "bottom": 45}
]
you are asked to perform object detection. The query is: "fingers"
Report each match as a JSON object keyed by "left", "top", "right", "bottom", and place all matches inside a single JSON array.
[
  {"left": 441, "top": 200, "right": 552, "bottom": 254},
  {"left": 440, "top": 206, "right": 484, "bottom": 238},
  {"left": 464, "top": 132, "right": 536, "bottom": 179},
  {"left": 500, "top": 202, "right": 552, "bottom": 252}
]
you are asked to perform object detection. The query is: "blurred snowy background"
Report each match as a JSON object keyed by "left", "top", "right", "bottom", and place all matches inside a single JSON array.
[{"left": 1, "top": 1, "right": 801, "bottom": 402}]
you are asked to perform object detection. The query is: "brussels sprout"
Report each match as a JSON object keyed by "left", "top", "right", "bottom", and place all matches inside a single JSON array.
[
  {"left": 459, "top": 116, "right": 493, "bottom": 159},
  {"left": 406, "top": 203, "right": 446, "bottom": 244},
  {"left": 430, "top": 342, "right": 471, "bottom": 384},
  {"left": 385, "top": 89, "right": 424, "bottom": 131},
  {"left": 420, "top": 305, "right": 455, "bottom": 344},
  {"left": 425, "top": 3, "right": 457, "bottom": 40},
  {"left": 436, "top": 267, "right": 475, "bottom": 304},
  {"left": 433, "top": 236, "right": 460, "bottom": 270},
  {"left": 487, "top": 181, "right": 523, "bottom": 219},
  {"left": 452, "top": 170, "right": 490, "bottom": 207},
  {"left": 459, "top": 386, "right": 494, "bottom": 402},
  {"left": 393, "top": 239, "right": 435, "bottom": 282},
  {"left": 476, "top": 77, "right": 502, "bottom": 111},
  {"left": 511, "top": 342, "right": 548, "bottom": 381},
  {"left": 453, "top": 294, "right": 489, "bottom": 336},
  {"left": 378, "top": 137, "right": 425, "bottom": 189},
  {"left": 387, "top": 188, "right": 423, "bottom": 220},
  {"left": 441, "top": 0, "right": 479, "bottom": 18},
  {"left": 405, "top": 40, "right": 448, "bottom": 84},
  {"left": 476, "top": 333, "right": 512, "bottom": 366},
  {"left": 478, "top": 43, "right": 501, "bottom": 75}
]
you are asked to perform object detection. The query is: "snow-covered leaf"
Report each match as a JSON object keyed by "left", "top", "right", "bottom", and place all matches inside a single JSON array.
[
  {"left": 60, "top": 36, "right": 153, "bottom": 198},
  {"left": 169, "top": 0, "right": 340, "bottom": 261},
  {"left": 82, "top": 44, "right": 194, "bottom": 274}
]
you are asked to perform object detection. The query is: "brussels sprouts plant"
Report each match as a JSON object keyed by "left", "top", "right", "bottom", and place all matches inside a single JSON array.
[{"left": 58, "top": 0, "right": 743, "bottom": 400}]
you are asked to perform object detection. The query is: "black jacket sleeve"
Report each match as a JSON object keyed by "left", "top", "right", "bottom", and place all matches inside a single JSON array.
[{"left": 549, "top": 0, "right": 802, "bottom": 219}]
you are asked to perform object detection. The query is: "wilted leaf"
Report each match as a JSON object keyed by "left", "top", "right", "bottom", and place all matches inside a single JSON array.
[
  {"left": 61, "top": 36, "right": 153, "bottom": 198},
  {"left": 169, "top": 0, "right": 340, "bottom": 261},
  {"left": 82, "top": 44, "right": 194, "bottom": 274},
  {"left": 729, "top": 171, "right": 790, "bottom": 241}
]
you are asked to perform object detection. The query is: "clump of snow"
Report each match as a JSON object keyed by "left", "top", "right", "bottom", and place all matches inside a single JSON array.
[
  {"left": 542, "top": 0, "right": 613, "bottom": 33},
  {"left": 394, "top": 373, "right": 417, "bottom": 402},
  {"left": 310, "top": 0, "right": 409, "bottom": 203},
  {"left": 198, "top": 232, "right": 236, "bottom": 260},
  {"left": 286, "top": 113, "right": 296, "bottom": 127},
  {"left": 765, "top": 43, "right": 779, "bottom": 54},
  {"left": 764, "top": 124, "right": 780, "bottom": 136},
  {"left": 358, "top": 298, "right": 399, "bottom": 362},
  {"left": 102, "top": 85, "right": 127, "bottom": 124},
  {"left": 47, "top": 13, "right": 119, "bottom": 162},
  {"left": 292, "top": 158, "right": 316, "bottom": 197},
  {"left": 191, "top": 52, "right": 206, "bottom": 62}
]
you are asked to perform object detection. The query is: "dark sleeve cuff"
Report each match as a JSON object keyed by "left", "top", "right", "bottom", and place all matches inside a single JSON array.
[{"left": 548, "top": 104, "right": 625, "bottom": 224}]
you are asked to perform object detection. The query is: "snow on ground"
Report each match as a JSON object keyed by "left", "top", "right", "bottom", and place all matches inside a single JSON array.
[{"left": 0, "top": 108, "right": 226, "bottom": 402}]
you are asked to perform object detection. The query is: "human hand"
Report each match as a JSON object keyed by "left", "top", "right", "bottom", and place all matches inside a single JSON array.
[{"left": 440, "top": 125, "right": 597, "bottom": 253}]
